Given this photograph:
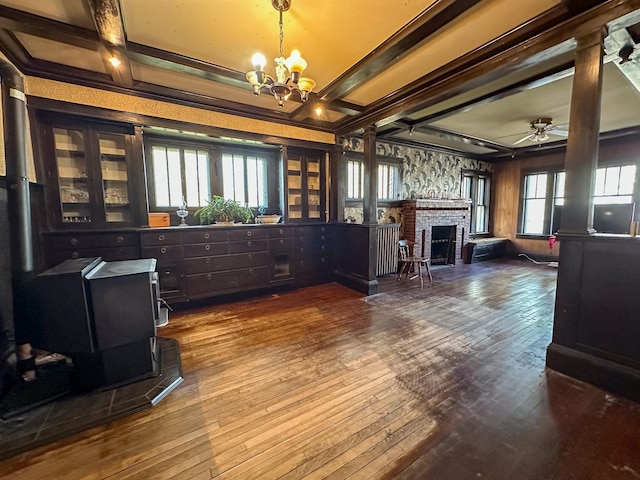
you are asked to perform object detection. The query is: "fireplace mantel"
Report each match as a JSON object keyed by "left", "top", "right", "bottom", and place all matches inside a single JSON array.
[{"left": 402, "top": 199, "right": 471, "bottom": 265}]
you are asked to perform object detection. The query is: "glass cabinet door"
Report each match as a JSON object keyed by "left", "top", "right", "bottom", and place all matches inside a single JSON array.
[
  {"left": 287, "top": 158, "right": 303, "bottom": 219},
  {"left": 53, "top": 128, "right": 92, "bottom": 224},
  {"left": 306, "top": 157, "right": 321, "bottom": 219},
  {"left": 99, "top": 132, "right": 132, "bottom": 223}
]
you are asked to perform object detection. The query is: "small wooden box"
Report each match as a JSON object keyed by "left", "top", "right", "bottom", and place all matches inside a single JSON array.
[{"left": 148, "top": 213, "right": 170, "bottom": 228}]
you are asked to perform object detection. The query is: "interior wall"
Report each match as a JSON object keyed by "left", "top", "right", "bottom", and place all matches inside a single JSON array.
[
  {"left": 493, "top": 136, "right": 640, "bottom": 257},
  {"left": 24, "top": 77, "right": 335, "bottom": 146},
  {"left": 342, "top": 137, "right": 493, "bottom": 225}
]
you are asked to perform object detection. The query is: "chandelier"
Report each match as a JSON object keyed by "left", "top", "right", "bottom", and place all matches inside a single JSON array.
[{"left": 246, "top": 0, "right": 316, "bottom": 107}]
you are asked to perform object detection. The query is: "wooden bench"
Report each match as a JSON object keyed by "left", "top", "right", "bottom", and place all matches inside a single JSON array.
[{"left": 464, "top": 237, "right": 508, "bottom": 263}]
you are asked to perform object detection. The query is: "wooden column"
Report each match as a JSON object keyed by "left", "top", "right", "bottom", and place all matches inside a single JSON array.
[
  {"left": 329, "top": 137, "right": 344, "bottom": 223},
  {"left": 362, "top": 125, "right": 377, "bottom": 224},
  {"left": 558, "top": 30, "right": 604, "bottom": 236}
]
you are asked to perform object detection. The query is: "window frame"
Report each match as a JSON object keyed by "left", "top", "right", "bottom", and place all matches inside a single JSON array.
[
  {"left": 145, "top": 136, "right": 279, "bottom": 213},
  {"left": 461, "top": 169, "right": 492, "bottom": 237},
  {"left": 517, "top": 166, "right": 565, "bottom": 239},
  {"left": 343, "top": 154, "right": 402, "bottom": 206}
]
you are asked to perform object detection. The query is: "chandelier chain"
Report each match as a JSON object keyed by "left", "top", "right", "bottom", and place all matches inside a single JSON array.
[{"left": 278, "top": 9, "right": 284, "bottom": 58}]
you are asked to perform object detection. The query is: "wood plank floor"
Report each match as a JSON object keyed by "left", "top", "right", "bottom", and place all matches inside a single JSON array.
[{"left": 2, "top": 258, "right": 640, "bottom": 479}]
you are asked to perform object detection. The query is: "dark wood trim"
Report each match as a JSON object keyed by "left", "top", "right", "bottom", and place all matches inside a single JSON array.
[
  {"left": 318, "top": 0, "right": 485, "bottom": 103},
  {"left": 409, "top": 62, "right": 575, "bottom": 126},
  {"left": 371, "top": 135, "right": 484, "bottom": 160},
  {"left": 126, "top": 42, "right": 249, "bottom": 90},
  {"left": 336, "top": 0, "right": 640, "bottom": 135},
  {"left": 413, "top": 125, "right": 512, "bottom": 154},
  {"left": 0, "top": 28, "right": 32, "bottom": 70},
  {"left": 86, "top": 0, "right": 134, "bottom": 87},
  {"left": 0, "top": 5, "right": 101, "bottom": 51}
]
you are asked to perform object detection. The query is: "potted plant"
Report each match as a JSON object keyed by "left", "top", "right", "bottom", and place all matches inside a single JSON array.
[{"left": 194, "top": 196, "right": 254, "bottom": 225}]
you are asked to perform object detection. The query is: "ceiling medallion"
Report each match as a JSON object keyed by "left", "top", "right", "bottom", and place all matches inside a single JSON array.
[{"left": 246, "top": 0, "right": 316, "bottom": 107}]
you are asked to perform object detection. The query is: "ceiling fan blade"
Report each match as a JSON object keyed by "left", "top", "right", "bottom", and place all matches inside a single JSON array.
[
  {"left": 513, "top": 134, "right": 535, "bottom": 145},
  {"left": 549, "top": 129, "right": 569, "bottom": 137}
]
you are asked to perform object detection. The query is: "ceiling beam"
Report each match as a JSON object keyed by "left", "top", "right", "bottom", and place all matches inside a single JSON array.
[
  {"left": 409, "top": 62, "right": 575, "bottom": 126},
  {"left": 413, "top": 125, "right": 513, "bottom": 153},
  {"left": 126, "top": 42, "right": 249, "bottom": 90},
  {"left": 85, "top": 0, "right": 133, "bottom": 87},
  {"left": 336, "top": 0, "right": 640, "bottom": 136},
  {"left": 0, "top": 5, "right": 101, "bottom": 50},
  {"left": 317, "top": 0, "right": 484, "bottom": 104}
]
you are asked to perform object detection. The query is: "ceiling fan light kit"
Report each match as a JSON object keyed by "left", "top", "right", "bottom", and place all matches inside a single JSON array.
[
  {"left": 513, "top": 117, "right": 569, "bottom": 145},
  {"left": 246, "top": 0, "right": 316, "bottom": 107}
]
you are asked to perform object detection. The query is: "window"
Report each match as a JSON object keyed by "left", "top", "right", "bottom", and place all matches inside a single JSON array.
[
  {"left": 520, "top": 170, "right": 565, "bottom": 236},
  {"left": 461, "top": 171, "right": 491, "bottom": 234},
  {"left": 594, "top": 165, "right": 636, "bottom": 204},
  {"left": 146, "top": 137, "right": 276, "bottom": 211},
  {"left": 347, "top": 159, "right": 364, "bottom": 199},
  {"left": 346, "top": 157, "right": 400, "bottom": 201},
  {"left": 150, "top": 144, "right": 210, "bottom": 208},
  {"left": 222, "top": 152, "right": 268, "bottom": 207},
  {"left": 378, "top": 163, "right": 400, "bottom": 200}
]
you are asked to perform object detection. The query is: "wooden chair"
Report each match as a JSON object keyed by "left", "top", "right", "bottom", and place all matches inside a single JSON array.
[{"left": 397, "top": 239, "right": 432, "bottom": 288}]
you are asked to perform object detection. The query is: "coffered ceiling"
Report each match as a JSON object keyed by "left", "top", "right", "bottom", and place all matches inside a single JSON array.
[{"left": 1, "top": 0, "right": 639, "bottom": 160}]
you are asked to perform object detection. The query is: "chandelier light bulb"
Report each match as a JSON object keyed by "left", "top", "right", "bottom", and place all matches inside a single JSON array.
[{"left": 251, "top": 52, "right": 267, "bottom": 71}]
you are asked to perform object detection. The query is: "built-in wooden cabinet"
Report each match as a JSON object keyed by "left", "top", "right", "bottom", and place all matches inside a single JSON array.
[
  {"left": 44, "top": 224, "right": 335, "bottom": 304},
  {"left": 38, "top": 113, "right": 144, "bottom": 229},
  {"left": 285, "top": 148, "right": 326, "bottom": 221}
]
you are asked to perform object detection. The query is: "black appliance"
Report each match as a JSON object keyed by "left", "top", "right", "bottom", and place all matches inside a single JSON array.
[{"left": 26, "top": 257, "right": 161, "bottom": 388}]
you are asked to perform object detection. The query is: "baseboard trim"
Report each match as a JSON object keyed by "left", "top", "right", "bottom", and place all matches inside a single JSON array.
[
  {"left": 335, "top": 271, "right": 378, "bottom": 295},
  {"left": 546, "top": 343, "right": 640, "bottom": 403}
]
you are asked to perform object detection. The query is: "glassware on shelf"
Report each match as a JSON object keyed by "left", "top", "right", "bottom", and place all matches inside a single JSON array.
[{"left": 176, "top": 199, "right": 189, "bottom": 226}]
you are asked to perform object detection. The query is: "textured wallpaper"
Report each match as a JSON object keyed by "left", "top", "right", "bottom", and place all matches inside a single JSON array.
[
  {"left": 342, "top": 137, "right": 492, "bottom": 224},
  {"left": 343, "top": 137, "right": 493, "bottom": 200}
]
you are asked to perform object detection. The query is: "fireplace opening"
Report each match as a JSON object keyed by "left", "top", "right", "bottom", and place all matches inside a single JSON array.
[{"left": 431, "top": 226, "right": 456, "bottom": 265}]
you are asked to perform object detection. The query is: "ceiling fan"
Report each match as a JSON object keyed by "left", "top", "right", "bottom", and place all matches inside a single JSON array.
[{"left": 513, "top": 118, "right": 569, "bottom": 145}]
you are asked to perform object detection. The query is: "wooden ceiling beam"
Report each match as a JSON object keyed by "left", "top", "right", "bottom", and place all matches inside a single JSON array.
[
  {"left": 408, "top": 63, "right": 575, "bottom": 126},
  {"left": 126, "top": 42, "right": 249, "bottom": 90},
  {"left": 318, "top": 0, "right": 484, "bottom": 104},
  {"left": 414, "top": 125, "right": 513, "bottom": 153},
  {"left": 85, "top": 0, "right": 133, "bottom": 87},
  {"left": 0, "top": 5, "right": 101, "bottom": 51},
  {"left": 336, "top": 0, "right": 640, "bottom": 136}
]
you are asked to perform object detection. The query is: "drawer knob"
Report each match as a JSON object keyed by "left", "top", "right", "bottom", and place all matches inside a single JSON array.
[
  {"left": 280, "top": 239, "right": 285, "bottom": 245},
  {"left": 71, "top": 251, "right": 79, "bottom": 259},
  {"left": 247, "top": 231, "right": 252, "bottom": 237},
  {"left": 248, "top": 254, "right": 253, "bottom": 260},
  {"left": 70, "top": 238, "right": 78, "bottom": 246},
  {"left": 207, "top": 274, "right": 212, "bottom": 280},
  {"left": 204, "top": 233, "right": 210, "bottom": 239},
  {"left": 116, "top": 236, "right": 123, "bottom": 244},
  {"left": 160, "top": 247, "right": 167, "bottom": 254},
  {"left": 321, "top": 235, "right": 325, "bottom": 240},
  {"left": 279, "top": 229, "right": 284, "bottom": 235},
  {"left": 163, "top": 270, "right": 172, "bottom": 276},
  {"left": 247, "top": 241, "right": 252, "bottom": 247},
  {"left": 205, "top": 244, "right": 211, "bottom": 251},
  {"left": 205, "top": 258, "right": 211, "bottom": 264},
  {"left": 159, "top": 234, "right": 165, "bottom": 241},
  {"left": 248, "top": 269, "right": 254, "bottom": 275}
]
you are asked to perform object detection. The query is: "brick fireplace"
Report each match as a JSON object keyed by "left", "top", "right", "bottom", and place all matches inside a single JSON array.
[{"left": 401, "top": 199, "right": 471, "bottom": 265}]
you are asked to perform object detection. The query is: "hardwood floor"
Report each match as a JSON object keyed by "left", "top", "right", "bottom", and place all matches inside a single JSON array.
[{"left": 2, "top": 258, "right": 640, "bottom": 479}]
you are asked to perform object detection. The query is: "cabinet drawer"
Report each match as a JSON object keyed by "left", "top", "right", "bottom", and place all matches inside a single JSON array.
[
  {"left": 269, "top": 237, "right": 294, "bottom": 250},
  {"left": 48, "top": 232, "right": 138, "bottom": 250},
  {"left": 47, "top": 246, "right": 139, "bottom": 266},
  {"left": 156, "top": 264, "right": 181, "bottom": 294},
  {"left": 140, "top": 231, "right": 182, "bottom": 246},
  {"left": 141, "top": 244, "right": 184, "bottom": 261},
  {"left": 182, "top": 229, "right": 228, "bottom": 243},
  {"left": 295, "top": 225, "right": 333, "bottom": 237},
  {"left": 228, "top": 239, "right": 268, "bottom": 253},
  {"left": 297, "top": 254, "right": 334, "bottom": 274},
  {"left": 228, "top": 228, "right": 267, "bottom": 241},
  {"left": 185, "top": 252, "right": 269, "bottom": 275},
  {"left": 187, "top": 266, "right": 270, "bottom": 295},
  {"left": 183, "top": 242, "right": 228, "bottom": 258},
  {"left": 295, "top": 233, "right": 334, "bottom": 246},
  {"left": 268, "top": 227, "right": 293, "bottom": 238}
]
